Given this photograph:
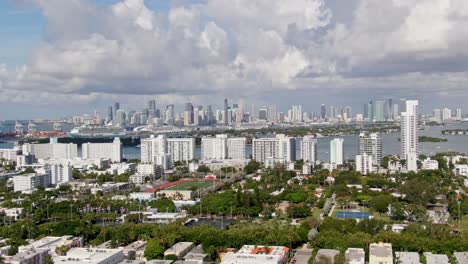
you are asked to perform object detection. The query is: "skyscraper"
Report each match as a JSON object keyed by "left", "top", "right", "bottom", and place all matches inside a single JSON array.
[
  {"left": 330, "top": 106, "right": 335, "bottom": 119},
  {"left": 374, "top": 101, "right": 387, "bottom": 122},
  {"left": 114, "top": 102, "right": 120, "bottom": 117},
  {"left": 358, "top": 133, "right": 383, "bottom": 165},
  {"left": 268, "top": 105, "right": 278, "bottom": 123},
  {"left": 148, "top": 100, "right": 156, "bottom": 115},
  {"left": 184, "top": 103, "right": 194, "bottom": 126},
  {"left": 367, "top": 101, "right": 374, "bottom": 122},
  {"left": 330, "top": 138, "right": 344, "bottom": 165},
  {"left": 400, "top": 100, "right": 419, "bottom": 164},
  {"left": 387, "top": 99, "right": 394, "bottom": 120},
  {"left": 321, "top": 104, "right": 326, "bottom": 119},
  {"left": 165, "top": 104, "right": 175, "bottom": 125},
  {"left": 356, "top": 153, "right": 373, "bottom": 175},
  {"left": 224, "top": 98, "right": 229, "bottom": 125},
  {"left": 108, "top": 106, "right": 113, "bottom": 122}
]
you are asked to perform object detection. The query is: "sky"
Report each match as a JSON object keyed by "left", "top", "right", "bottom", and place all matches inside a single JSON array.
[{"left": 1, "top": 0, "right": 468, "bottom": 119}]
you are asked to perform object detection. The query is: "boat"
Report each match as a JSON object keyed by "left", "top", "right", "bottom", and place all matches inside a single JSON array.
[{"left": 69, "top": 125, "right": 127, "bottom": 137}]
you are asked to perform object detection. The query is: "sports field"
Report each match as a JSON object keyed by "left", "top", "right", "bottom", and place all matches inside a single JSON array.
[{"left": 165, "top": 180, "right": 214, "bottom": 191}]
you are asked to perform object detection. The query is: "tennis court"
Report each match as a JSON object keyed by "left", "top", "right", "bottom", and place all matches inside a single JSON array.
[{"left": 336, "top": 211, "right": 371, "bottom": 220}]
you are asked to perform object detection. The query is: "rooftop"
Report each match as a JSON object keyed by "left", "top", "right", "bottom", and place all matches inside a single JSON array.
[
  {"left": 423, "top": 253, "right": 450, "bottom": 264},
  {"left": 395, "top": 252, "right": 421, "bottom": 264}
]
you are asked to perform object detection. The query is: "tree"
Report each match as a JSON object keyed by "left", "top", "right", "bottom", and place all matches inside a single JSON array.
[
  {"left": 287, "top": 203, "right": 311, "bottom": 218},
  {"left": 370, "top": 194, "right": 393, "bottom": 215},
  {"left": 144, "top": 238, "right": 165, "bottom": 260}
]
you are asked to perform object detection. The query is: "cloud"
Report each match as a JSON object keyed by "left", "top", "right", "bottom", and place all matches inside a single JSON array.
[{"left": 3, "top": 0, "right": 468, "bottom": 113}]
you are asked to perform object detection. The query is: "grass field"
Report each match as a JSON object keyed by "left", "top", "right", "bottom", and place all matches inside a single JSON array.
[{"left": 165, "top": 180, "right": 214, "bottom": 191}]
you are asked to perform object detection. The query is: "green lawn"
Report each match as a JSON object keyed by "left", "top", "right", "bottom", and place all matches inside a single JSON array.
[
  {"left": 457, "top": 215, "right": 468, "bottom": 231},
  {"left": 312, "top": 208, "right": 321, "bottom": 217},
  {"left": 165, "top": 181, "right": 214, "bottom": 191}
]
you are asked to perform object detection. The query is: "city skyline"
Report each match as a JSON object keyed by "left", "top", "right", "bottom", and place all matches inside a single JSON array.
[{"left": 2, "top": 0, "right": 468, "bottom": 119}]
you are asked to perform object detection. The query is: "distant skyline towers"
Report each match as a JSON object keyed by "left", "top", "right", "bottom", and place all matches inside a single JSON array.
[
  {"left": 107, "top": 106, "right": 113, "bottom": 122},
  {"left": 224, "top": 98, "right": 229, "bottom": 125},
  {"left": 400, "top": 100, "right": 419, "bottom": 171},
  {"left": 321, "top": 104, "right": 326, "bottom": 119},
  {"left": 330, "top": 138, "right": 344, "bottom": 165},
  {"left": 148, "top": 99, "right": 156, "bottom": 115},
  {"left": 330, "top": 105, "right": 335, "bottom": 119},
  {"left": 114, "top": 102, "right": 120, "bottom": 118},
  {"left": 374, "top": 101, "right": 386, "bottom": 122},
  {"left": 367, "top": 100, "right": 373, "bottom": 121}
]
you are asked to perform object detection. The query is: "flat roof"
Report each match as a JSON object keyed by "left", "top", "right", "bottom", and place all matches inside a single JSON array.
[{"left": 395, "top": 252, "right": 421, "bottom": 264}]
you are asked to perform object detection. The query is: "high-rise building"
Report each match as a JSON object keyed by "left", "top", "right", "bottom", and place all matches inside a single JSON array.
[
  {"left": 201, "top": 134, "right": 246, "bottom": 160},
  {"left": 330, "top": 106, "right": 335, "bottom": 119},
  {"left": 433, "top": 108, "right": 442, "bottom": 123},
  {"left": 206, "top": 105, "right": 214, "bottom": 125},
  {"left": 456, "top": 108, "right": 462, "bottom": 120},
  {"left": 268, "top": 105, "right": 278, "bottom": 123},
  {"left": 224, "top": 98, "right": 229, "bottom": 125},
  {"left": 374, "top": 101, "right": 386, "bottom": 122},
  {"left": 290, "top": 105, "right": 303, "bottom": 123},
  {"left": 400, "top": 100, "right": 419, "bottom": 163},
  {"left": 367, "top": 101, "right": 374, "bottom": 122},
  {"left": 387, "top": 99, "right": 393, "bottom": 120},
  {"left": 301, "top": 136, "right": 317, "bottom": 163},
  {"left": 259, "top": 108, "right": 268, "bottom": 120},
  {"left": 356, "top": 153, "right": 373, "bottom": 175},
  {"left": 82, "top": 137, "right": 122, "bottom": 162},
  {"left": 107, "top": 106, "right": 113, "bottom": 122},
  {"left": 330, "top": 138, "right": 344, "bottom": 165},
  {"left": 252, "top": 134, "right": 295, "bottom": 163},
  {"left": 184, "top": 103, "right": 194, "bottom": 126},
  {"left": 165, "top": 104, "right": 175, "bottom": 125},
  {"left": 321, "top": 104, "right": 326, "bottom": 119},
  {"left": 13, "top": 173, "right": 51, "bottom": 193},
  {"left": 22, "top": 138, "right": 78, "bottom": 160},
  {"left": 148, "top": 100, "right": 156, "bottom": 115},
  {"left": 116, "top": 109, "right": 126, "bottom": 125},
  {"left": 358, "top": 133, "right": 383, "bottom": 166},
  {"left": 393, "top": 103, "right": 399, "bottom": 120},
  {"left": 140, "top": 135, "right": 171, "bottom": 169},
  {"left": 167, "top": 138, "right": 195, "bottom": 163},
  {"left": 442, "top": 108, "right": 452, "bottom": 122},
  {"left": 114, "top": 102, "right": 120, "bottom": 117}
]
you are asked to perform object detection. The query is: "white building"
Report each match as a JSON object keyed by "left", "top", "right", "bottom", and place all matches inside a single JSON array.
[
  {"left": 400, "top": 100, "right": 419, "bottom": 161},
  {"left": 453, "top": 164, "right": 468, "bottom": 176},
  {"left": 13, "top": 173, "right": 51, "bottom": 193},
  {"left": 167, "top": 138, "right": 195, "bottom": 163},
  {"left": 81, "top": 137, "right": 122, "bottom": 162},
  {"left": 252, "top": 134, "right": 295, "bottom": 164},
  {"left": 22, "top": 138, "right": 78, "bottom": 160},
  {"left": 330, "top": 138, "right": 344, "bottom": 165},
  {"left": 164, "top": 242, "right": 194, "bottom": 259},
  {"left": 356, "top": 153, "right": 373, "bottom": 175},
  {"left": 0, "top": 147, "right": 21, "bottom": 161},
  {"left": 52, "top": 247, "right": 124, "bottom": 264},
  {"left": 0, "top": 207, "right": 24, "bottom": 221},
  {"left": 407, "top": 151, "right": 418, "bottom": 172},
  {"left": 345, "top": 248, "right": 365, "bottom": 264},
  {"left": 369, "top": 243, "right": 393, "bottom": 264},
  {"left": 129, "top": 192, "right": 154, "bottom": 200},
  {"left": 7, "top": 248, "right": 49, "bottom": 264},
  {"left": 358, "top": 133, "right": 383, "bottom": 166},
  {"left": 19, "top": 236, "right": 83, "bottom": 257},
  {"left": 221, "top": 245, "right": 289, "bottom": 264},
  {"left": 201, "top": 134, "right": 246, "bottom": 160},
  {"left": 421, "top": 158, "right": 439, "bottom": 170},
  {"left": 301, "top": 136, "right": 317, "bottom": 163},
  {"left": 141, "top": 135, "right": 171, "bottom": 169},
  {"left": 129, "top": 174, "right": 146, "bottom": 184},
  {"left": 141, "top": 135, "right": 194, "bottom": 168},
  {"left": 49, "top": 164, "right": 73, "bottom": 185},
  {"left": 136, "top": 163, "right": 163, "bottom": 179}
]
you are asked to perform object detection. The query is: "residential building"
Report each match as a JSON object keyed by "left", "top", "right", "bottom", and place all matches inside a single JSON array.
[
  {"left": 395, "top": 252, "right": 421, "bottom": 264},
  {"left": 421, "top": 158, "right": 439, "bottom": 170},
  {"left": 374, "top": 101, "right": 387, "bottom": 122},
  {"left": 201, "top": 135, "right": 246, "bottom": 160},
  {"left": 140, "top": 135, "right": 171, "bottom": 169},
  {"left": 314, "top": 249, "right": 340, "bottom": 264},
  {"left": 453, "top": 164, "right": 468, "bottom": 176},
  {"left": 136, "top": 164, "right": 163, "bottom": 179},
  {"left": 356, "top": 153, "right": 373, "bottom": 175},
  {"left": 81, "top": 137, "right": 122, "bottom": 162},
  {"left": 369, "top": 243, "right": 393, "bottom": 264},
  {"left": 19, "top": 236, "right": 83, "bottom": 257},
  {"left": 13, "top": 173, "right": 51, "bottom": 193},
  {"left": 7, "top": 248, "right": 49, "bottom": 264},
  {"left": 0, "top": 207, "right": 23, "bottom": 221},
  {"left": 423, "top": 253, "right": 449, "bottom": 264},
  {"left": 330, "top": 138, "right": 344, "bottom": 165},
  {"left": 252, "top": 134, "right": 295, "bottom": 164},
  {"left": 22, "top": 138, "right": 78, "bottom": 160},
  {"left": 345, "top": 248, "right": 365, "bottom": 264},
  {"left": 49, "top": 164, "right": 73, "bottom": 185},
  {"left": 358, "top": 133, "right": 383, "bottom": 165},
  {"left": 454, "top": 252, "right": 468, "bottom": 264},
  {"left": 167, "top": 138, "right": 195, "bottom": 163},
  {"left": 221, "top": 245, "right": 289, "bottom": 264},
  {"left": 301, "top": 136, "right": 317, "bottom": 163},
  {"left": 164, "top": 242, "right": 195, "bottom": 259},
  {"left": 400, "top": 100, "right": 419, "bottom": 161}
]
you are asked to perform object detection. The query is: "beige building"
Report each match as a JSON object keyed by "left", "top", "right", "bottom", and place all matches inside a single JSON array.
[{"left": 369, "top": 243, "right": 393, "bottom": 264}]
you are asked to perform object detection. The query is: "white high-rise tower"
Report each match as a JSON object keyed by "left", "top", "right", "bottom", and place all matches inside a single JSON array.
[
  {"left": 330, "top": 138, "right": 344, "bottom": 165},
  {"left": 400, "top": 100, "right": 419, "bottom": 171}
]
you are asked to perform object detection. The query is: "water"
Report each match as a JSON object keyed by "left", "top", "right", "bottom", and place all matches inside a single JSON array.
[{"left": 3, "top": 123, "right": 468, "bottom": 161}]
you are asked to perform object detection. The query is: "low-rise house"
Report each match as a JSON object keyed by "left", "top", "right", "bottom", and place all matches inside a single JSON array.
[
  {"left": 369, "top": 243, "right": 393, "bottom": 264},
  {"left": 52, "top": 247, "right": 124, "bottom": 264},
  {"left": 423, "top": 253, "right": 450, "bottom": 264},
  {"left": 164, "top": 242, "right": 194, "bottom": 259},
  {"left": 7, "top": 248, "right": 49, "bottom": 264},
  {"left": 345, "top": 248, "right": 365, "bottom": 264},
  {"left": 454, "top": 252, "right": 468, "bottom": 264},
  {"left": 395, "top": 252, "right": 421, "bottom": 264},
  {"left": 221, "top": 245, "right": 289, "bottom": 264},
  {"left": 19, "top": 236, "right": 83, "bottom": 256}
]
